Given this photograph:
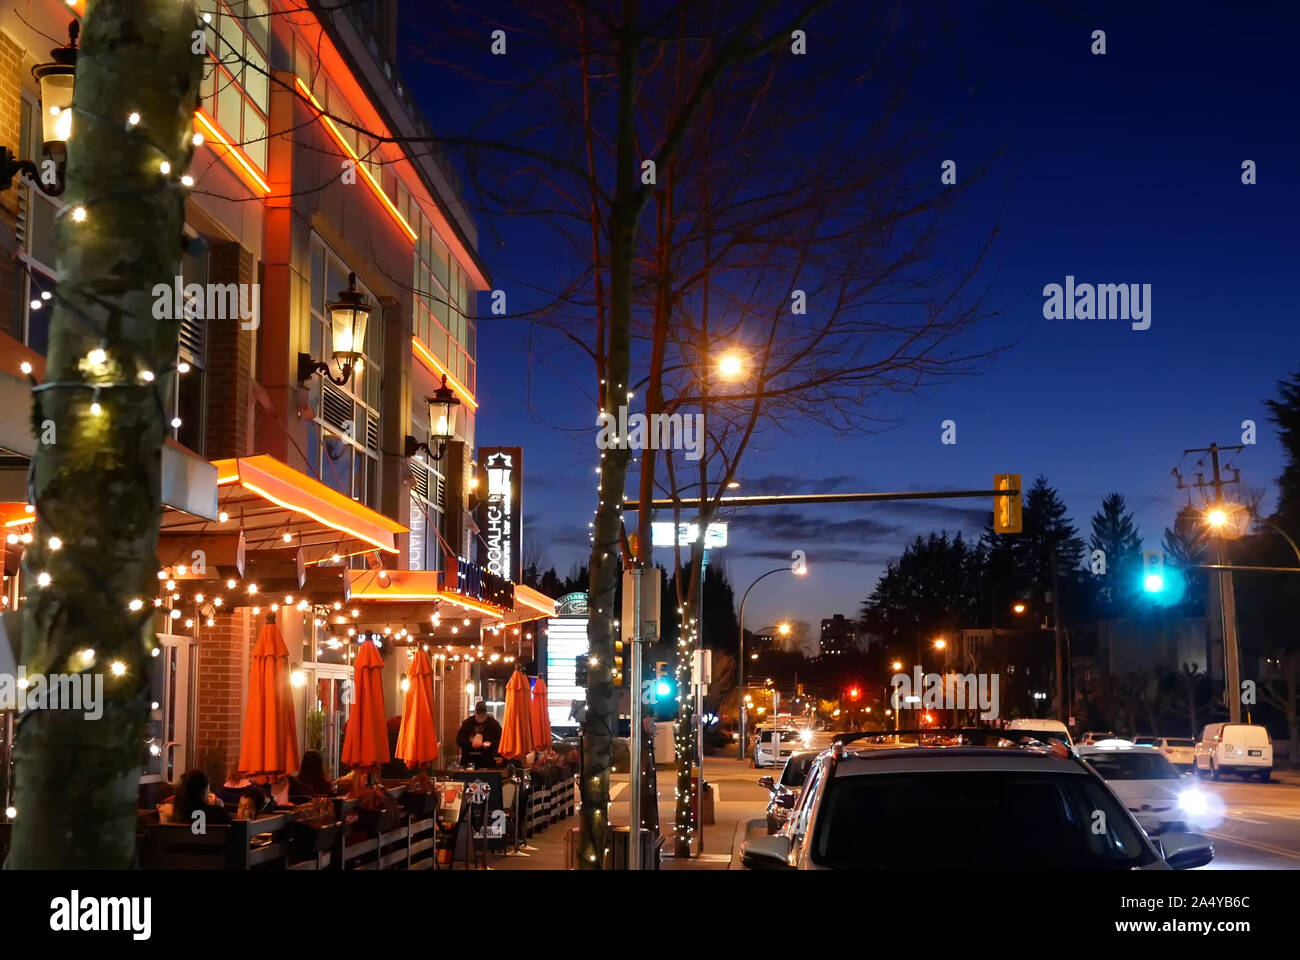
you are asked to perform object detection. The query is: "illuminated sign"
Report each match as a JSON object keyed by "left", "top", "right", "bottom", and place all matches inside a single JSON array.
[
  {"left": 546, "top": 616, "right": 588, "bottom": 729},
  {"left": 477, "top": 446, "right": 522, "bottom": 582},
  {"left": 650, "top": 521, "right": 728, "bottom": 549}
]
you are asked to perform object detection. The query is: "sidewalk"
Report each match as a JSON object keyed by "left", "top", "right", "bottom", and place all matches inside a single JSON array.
[{"left": 491, "top": 768, "right": 764, "bottom": 870}]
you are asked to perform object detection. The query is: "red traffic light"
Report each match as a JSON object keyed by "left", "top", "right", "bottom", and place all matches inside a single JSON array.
[{"left": 848, "top": 687, "right": 860, "bottom": 700}]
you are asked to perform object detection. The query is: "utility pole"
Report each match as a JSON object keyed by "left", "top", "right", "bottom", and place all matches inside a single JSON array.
[
  {"left": 1174, "top": 443, "right": 1244, "bottom": 723},
  {"left": 1050, "top": 544, "right": 1068, "bottom": 724}
]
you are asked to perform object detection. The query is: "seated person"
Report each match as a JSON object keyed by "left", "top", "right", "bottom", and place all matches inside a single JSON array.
[
  {"left": 172, "top": 769, "right": 232, "bottom": 826},
  {"left": 288, "top": 750, "right": 337, "bottom": 799},
  {"left": 456, "top": 701, "right": 502, "bottom": 769}
]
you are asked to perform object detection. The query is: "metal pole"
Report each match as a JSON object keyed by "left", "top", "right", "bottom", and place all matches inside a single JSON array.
[
  {"left": 629, "top": 567, "right": 642, "bottom": 871},
  {"left": 696, "top": 549, "right": 707, "bottom": 854}
]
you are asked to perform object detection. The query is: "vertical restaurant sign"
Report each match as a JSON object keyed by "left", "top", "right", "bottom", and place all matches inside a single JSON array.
[{"left": 477, "top": 446, "right": 522, "bottom": 583}]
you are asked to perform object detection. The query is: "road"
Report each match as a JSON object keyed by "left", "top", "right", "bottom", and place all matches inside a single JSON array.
[
  {"left": 609, "top": 756, "right": 1300, "bottom": 869},
  {"left": 1191, "top": 773, "right": 1300, "bottom": 869}
]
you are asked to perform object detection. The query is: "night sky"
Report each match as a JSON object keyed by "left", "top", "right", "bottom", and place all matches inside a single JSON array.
[{"left": 399, "top": 1, "right": 1300, "bottom": 636}]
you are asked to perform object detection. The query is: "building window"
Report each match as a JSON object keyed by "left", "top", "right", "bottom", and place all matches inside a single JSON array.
[
  {"left": 199, "top": 0, "right": 270, "bottom": 171},
  {"left": 307, "top": 237, "right": 380, "bottom": 508}
]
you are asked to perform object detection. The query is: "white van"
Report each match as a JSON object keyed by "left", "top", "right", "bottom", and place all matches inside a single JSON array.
[
  {"left": 1004, "top": 718, "right": 1073, "bottom": 747},
  {"left": 1194, "top": 723, "right": 1272, "bottom": 781},
  {"left": 753, "top": 725, "right": 804, "bottom": 768}
]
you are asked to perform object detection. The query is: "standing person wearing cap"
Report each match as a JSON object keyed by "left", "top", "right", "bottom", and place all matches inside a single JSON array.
[{"left": 456, "top": 700, "right": 502, "bottom": 768}]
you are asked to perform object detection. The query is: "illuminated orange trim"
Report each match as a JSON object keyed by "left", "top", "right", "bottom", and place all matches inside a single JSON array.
[
  {"left": 211, "top": 456, "right": 405, "bottom": 555},
  {"left": 513, "top": 584, "right": 557, "bottom": 617},
  {"left": 240, "top": 480, "right": 396, "bottom": 554},
  {"left": 194, "top": 110, "right": 271, "bottom": 195},
  {"left": 437, "top": 592, "right": 510, "bottom": 616},
  {"left": 411, "top": 337, "right": 478, "bottom": 411},
  {"left": 294, "top": 77, "right": 417, "bottom": 242}
]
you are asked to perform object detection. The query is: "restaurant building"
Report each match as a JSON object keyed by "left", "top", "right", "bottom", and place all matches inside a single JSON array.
[{"left": 0, "top": 0, "right": 552, "bottom": 807}]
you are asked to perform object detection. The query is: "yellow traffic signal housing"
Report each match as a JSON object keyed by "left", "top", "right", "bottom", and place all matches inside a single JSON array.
[
  {"left": 613, "top": 639, "right": 624, "bottom": 686},
  {"left": 994, "top": 474, "right": 1022, "bottom": 534}
]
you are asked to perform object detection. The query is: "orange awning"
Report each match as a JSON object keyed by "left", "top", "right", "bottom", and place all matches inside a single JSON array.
[
  {"left": 161, "top": 455, "right": 406, "bottom": 564},
  {"left": 237, "top": 614, "right": 301, "bottom": 777},
  {"left": 395, "top": 648, "right": 438, "bottom": 768},
  {"left": 348, "top": 569, "right": 512, "bottom": 618}
]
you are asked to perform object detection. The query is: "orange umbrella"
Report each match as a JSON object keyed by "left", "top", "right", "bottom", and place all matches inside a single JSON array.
[
  {"left": 498, "top": 667, "right": 534, "bottom": 759},
  {"left": 237, "top": 613, "right": 300, "bottom": 777},
  {"left": 395, "top": 648, "right": 439, "bottom": 768},
  {"left": 529, "top": 675, "right": 552, "bottom": 747},
  {"left": 341, "top": 639, "right": 390, "bottom": 772}
]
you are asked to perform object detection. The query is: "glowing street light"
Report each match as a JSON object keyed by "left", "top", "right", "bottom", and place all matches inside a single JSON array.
[{"left": 717, "top": 351, "right": 745, "bottom": 380}]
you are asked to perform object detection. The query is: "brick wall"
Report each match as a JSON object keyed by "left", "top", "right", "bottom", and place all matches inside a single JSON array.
[
  {"left": 203, "top": 241, "right": 256, "bottom": 459},
  {"left": 193, "top": 609, "right": 250, "bottom": 782}
]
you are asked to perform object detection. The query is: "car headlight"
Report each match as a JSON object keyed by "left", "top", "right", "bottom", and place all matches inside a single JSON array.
[
  {"left": 1178, "top": 789, "right": 1208, "bottom": 817},
  {"left": 800, "top": 731, "right": 813, "bottom": 746}
]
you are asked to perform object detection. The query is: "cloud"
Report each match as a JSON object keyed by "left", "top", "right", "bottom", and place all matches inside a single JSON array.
[
  {"left": 746, "top": 473, "right": 856, "bottom": 495},
  {"left": 875, "top": 500, "right": 989, "bottom": 530},
  {"left": 739, "top": 546, "right": 898, "bottom": 566}
]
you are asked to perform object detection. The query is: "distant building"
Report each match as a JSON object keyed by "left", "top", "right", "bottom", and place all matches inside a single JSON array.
[{"left": 820, "top": 614, "right": 859, "bottom": 656}]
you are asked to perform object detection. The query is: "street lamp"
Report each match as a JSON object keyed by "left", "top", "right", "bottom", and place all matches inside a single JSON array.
[
  {"left": 3, "top": 22, "right": 78, "bottom": 195},
  {"left": 717, "top": 351, "right": 745, "bottom": 380},
  {"left": 403, "top": 376, "right": 461, "bottom": 461},
  {"left": 1012, "top": 602, "right": 1027, "bottom": 615},
  {"left": 737, "top": 564, "right": 808, "bottom": 759},
  {"left": 298, "top": 272, "right": 371, "bottom": 387}
]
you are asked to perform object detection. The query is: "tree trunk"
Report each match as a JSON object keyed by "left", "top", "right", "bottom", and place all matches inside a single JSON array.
[
  {"left": 672, "top": 541, "right": 703, "bottom": 857},
  {"left": 578, "top": 5, "right": 640, "bottom": 869},
  {"left": 9, "top": 0, "right": 202, "bottom": 869}
]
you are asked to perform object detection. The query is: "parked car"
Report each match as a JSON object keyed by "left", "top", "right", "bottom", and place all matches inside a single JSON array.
[
  {"left": 740, "top": 730, "right": 1214, "bottom": 870},
  {"left": 1134, "top": 736, "right": 1196, "bottom": 770},
  {"left": 1078, "top": 731, "right": 1117, "bottom": 745},
  {"left": 1194, "top": 722, "right": 1273, "bottom": 781},
  {"left": 1004, "top": 718, "right": 1073, "bottom": 747},
  {"left": 753, "top": 724, "right": 804, "bottom": 768},
  {"left": 1077, "top": 743, "right": 1207, "bottom": 835},
  {"left": 759, "top": 749, "right": 818, "bottom": 834}
]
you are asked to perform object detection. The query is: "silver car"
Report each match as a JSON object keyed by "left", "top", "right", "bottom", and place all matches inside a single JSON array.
[{"left": 759, "top": 749, "right": 818, "bottom": 834}]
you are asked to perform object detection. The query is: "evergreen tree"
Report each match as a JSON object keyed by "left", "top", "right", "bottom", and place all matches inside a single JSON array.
[
  {"left": 1089, "top": 492, "right": 1144, "bottom": 614},
  {"left": 1265, "top": 366, "right": 1300, "bottom": 528}
]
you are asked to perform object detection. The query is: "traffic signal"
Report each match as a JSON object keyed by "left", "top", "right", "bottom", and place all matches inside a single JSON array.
[
  {"left": 613, "top": 639, "right": 624, "bottom": 687},
  {"left": 1142, "top": 550, "right": 1164, "bottom": 593},
  {"left": 994, "top": 474, "right": 1023, "bottom": 534},
  {"left": 651, "top": 660, "right": 676, "bottom": 719},
  {"left": 848, "top": 687, "right": 860, "bottom": 700},
  {"left": 575, "top": 654, "right": 589, "bottom": 688}
]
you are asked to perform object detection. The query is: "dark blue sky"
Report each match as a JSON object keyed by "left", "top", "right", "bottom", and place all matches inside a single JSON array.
[{"left": 400, "top": 1, "right": 1300, "bottom": 634}]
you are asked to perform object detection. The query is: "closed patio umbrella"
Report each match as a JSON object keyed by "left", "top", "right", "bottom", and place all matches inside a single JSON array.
[
  {"left": 342, "top": 639, "right": 390, "bottom": 775},
  {"left": 529, "top": 675, "right": 552, "bottom": 747},
  {"left": 237, "top": 613, "right": 300, "bottom": 777},
  {"left": 395, "top": 647, "right": 438, "bottom": 768},
  {"left": 498, "top": 666, "right": 534, "bottom": 760}
]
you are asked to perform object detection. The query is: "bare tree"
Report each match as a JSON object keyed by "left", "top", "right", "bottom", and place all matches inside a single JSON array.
[{"left": 10, "top": 0, "right": 204, "bottom": 868}]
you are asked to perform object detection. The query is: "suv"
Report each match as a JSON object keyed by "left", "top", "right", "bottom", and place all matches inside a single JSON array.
[
  {"left": 740, "top": 730, "right": 1214, "bottom": 871},
  {"left": 1135, "top": 736, "right": 1196, "bottom": 770},
  {"left": 1194, "top": 722, "right": 1272, "bottom": 781},
  {"left": 1078, "top": 731, "right": 1117, "bottom": 745}
]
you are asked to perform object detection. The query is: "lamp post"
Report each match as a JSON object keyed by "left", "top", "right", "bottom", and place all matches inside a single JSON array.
[
  {"left": 403, "top": 375, "right": 461, "bottom": 460},
  {"left": 737, "top": 566, "right": 807, "bottom": 759},
  {"left": 2, "top": 21, "right": 77, "bottom": 194},
  {"left": 298, "top": 272, "right": 372, "bottom": 387}
]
